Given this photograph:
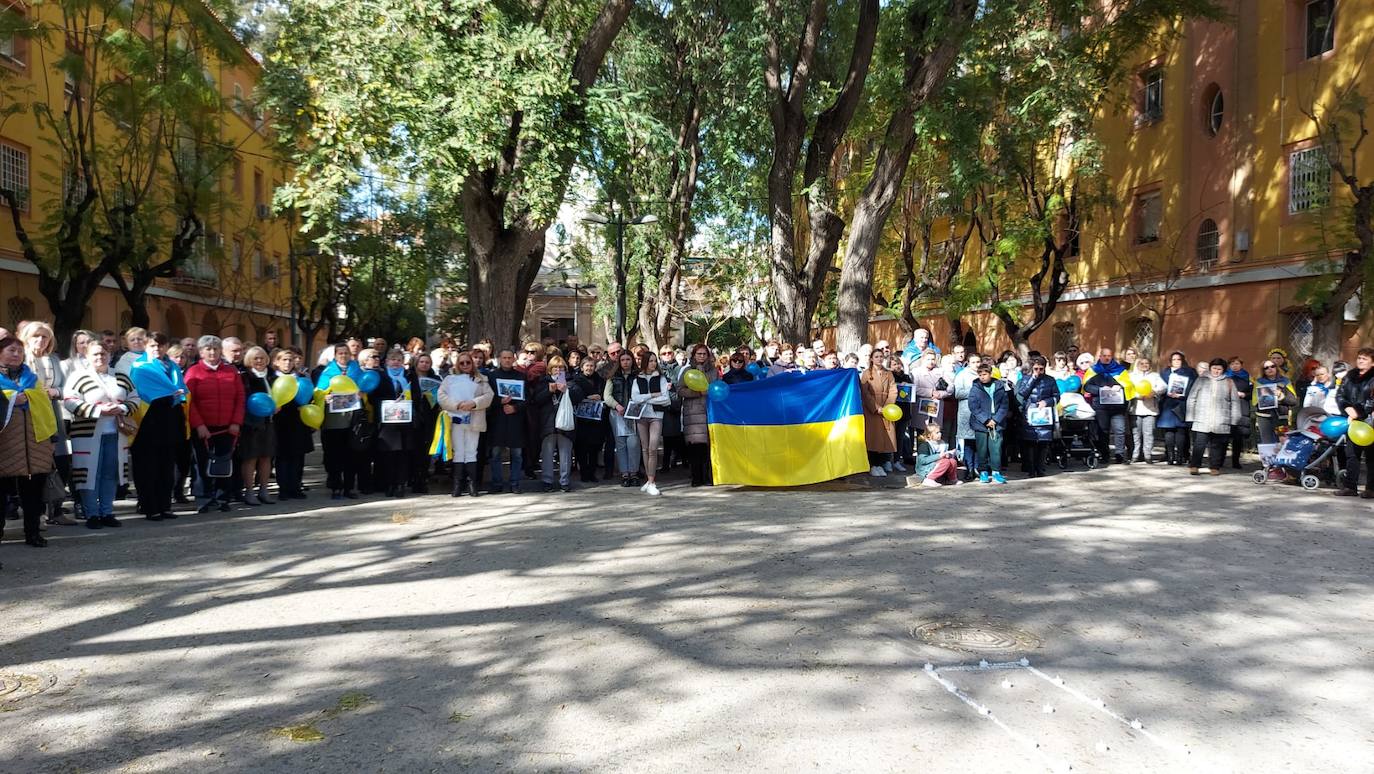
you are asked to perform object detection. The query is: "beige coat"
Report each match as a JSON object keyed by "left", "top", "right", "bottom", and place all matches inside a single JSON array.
[
  {"left": 437, "top": 373, "right": 494, "bottom": 432},
  {"left": 860, "top": 367, "right": 897, "bottom": 453}
]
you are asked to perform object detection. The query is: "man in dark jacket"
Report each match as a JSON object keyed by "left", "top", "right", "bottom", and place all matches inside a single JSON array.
[
  {"left": 1336, "top": 347, "right": 1374, "bottom": 497},
  {"left": 1084, "top": 347, "right": 1129, "bottom": 464},
  {"left": 487, "top": 350, "right": 527, "bottom": 494}
]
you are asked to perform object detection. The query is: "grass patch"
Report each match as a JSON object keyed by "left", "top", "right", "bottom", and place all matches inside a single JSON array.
[
  {"left": 269, "top": 724, "right": 325, "bottom": 742},
  {"left": 448, "top": 711, "right": 473, "bottom": 724},
  {"left": 391, "top": 512, "right": 414, "bottom": 524}
]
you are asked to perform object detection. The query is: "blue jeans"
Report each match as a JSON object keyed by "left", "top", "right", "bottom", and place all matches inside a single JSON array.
[
  {"left": 489, "top": 446, "right": 523, "bottom": 490},
  {"left": 614, "top": 429, "right": 641, "bottom": 475},
  {"left": 80, "top": 433, "right": 119, "bottom": 518}
]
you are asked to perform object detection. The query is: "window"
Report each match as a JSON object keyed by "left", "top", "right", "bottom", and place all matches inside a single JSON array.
[
  {"left": 231, "top": 238, "right": 243, "bottom": 271},
  {"left": 1306, "top": 0, "right": 1335, "bottom": 59},
  {"left": 6, "top": 296, "right": 33, "bottom": 327},
  {"left": 1139, "top": 68, "right": 1164, "bottom": 124},
  {"left": 1204, "top": 85, "right": 1224, "bottom": 136},
  {"left": 231, "top": 156, "right": 243, "bottom": 196},
  {"left": 1288, "top": 311, "right": 1314, "bottom": 357},
  {"left": 1052, "top": 322, "right": 1076, "bottom": 354},
  {"left": 1130, "top": 318, "right": 1157, "bottom": 359},
  {"left": 1197, "top": 219, "right": 1220, "bottom": 269},
  {"left": 1289, "top": 146, "right": 1330, "bottom": 213},
  {"left": 0, "top": 141, "right": 29, "bottom": 210},
  {"left": 1135, "top": 190, "right": 1162, "bottom": 244},
  {"left": 63, "top": 166, "right": 88, "bottom": 205},
  {"left": 254, "top": 246, "right": 265, "bottom": 278},
  {"left": 0, "top": 5, "right": 26, "bottom": 69},
  {"left": 63, "top": 47, "right": 79, "bottom": 102},
  {"left": 253, "top": 169, "right": 263, "bottom": 208}
]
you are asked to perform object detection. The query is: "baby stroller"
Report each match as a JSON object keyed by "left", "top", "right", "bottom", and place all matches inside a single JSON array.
[
  {"left": 1253, "top": 408, "right": 1348, "bottom": 491},
  {"left": 1053, "top": 393, "right": 1101, "bottom": 470}
]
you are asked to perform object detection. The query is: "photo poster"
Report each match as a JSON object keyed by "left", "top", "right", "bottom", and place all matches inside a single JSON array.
[
  {"left": 381, "top": 399, "right": 413, "bottom": 424},
  {"left": 896, "top": 382, "right": 915, "bottom": 404},
  {"left": 574, "top": 400, "right": 606, "bottom": 421},
  {"left": 917, "top": 397, "right": 940, "bottom": 418},
  {"left": 623, "top": 401, "right": 648, "bottom": 421},
  {"left": 1098, "top": 385, "right": 1125, "bottom": 406},
  {"left": 1167, "top": 374, "right": 1189, "bottom": 397},
  {"left": 326, "top": 392, "right": 361, "bottom": 414},
  {"left": 495, "top": 378, "right": 526, "bottom": 401},
  {"left": 1257, "top": 385, "right": 1280, "bottom": 411},
  {"left": 1027, "top": 405, "right": 1054, "bottom": 427}
]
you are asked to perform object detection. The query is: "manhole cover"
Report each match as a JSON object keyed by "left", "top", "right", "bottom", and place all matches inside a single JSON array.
[
  {"left": 0, "top": 673, "right": 57, "bottom": 706},
  {"left": 910, "top": 619, "right": 1041, "bottom": 655}
]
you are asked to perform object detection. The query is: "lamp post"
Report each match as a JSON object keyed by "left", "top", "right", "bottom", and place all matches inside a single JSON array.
[{"left": 582, "top": 209, "right": 658, "bottom": 346}]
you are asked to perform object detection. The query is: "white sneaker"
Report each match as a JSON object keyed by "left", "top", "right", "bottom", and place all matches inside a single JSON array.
[
  {"left": 893, "top": 461, "right": 908, "bottom": 472},
  {"left": 640, "top": 481, "right": 650, "bottom": 492},
  {"left": 242, "top": 491, "right": 260, "bottom": 506},
  {"left": 644, "top": 482, "right": 660, "bottom": 496},
  {"left": 921, "top": 479, "right": 940, "bottom": 488},
  {"left": 870, "top": 466, "right": 885, "bottom": 477},
  {"left": 883, "top": 461, "right": 894, "bottom": 472}
]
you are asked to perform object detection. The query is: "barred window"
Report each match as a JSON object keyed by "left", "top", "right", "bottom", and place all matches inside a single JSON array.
[
  {"left": 1130, "top": 318, "right": 1157, "bottom": 359},
  {"left": 6, "top": 296, "right": 33, "bottom": 327},
  {"left": 1197, "top": 219, "right": 1220, "bottom": 269},
  {"left": 1135, "top": 191, "right": 1162, "bottom": 244},
  {"left": 0, "top": 142, "right": 29, "bottom": 208},
  {"left": 1052, "top": 322, "right": 1076, "bottom": 354},
  {"left": 1289, "top": 147, "right": 1330, "bottom": 213},
  {"left": 1288, "top": 311, "right": 1314, "bottom": 358}
]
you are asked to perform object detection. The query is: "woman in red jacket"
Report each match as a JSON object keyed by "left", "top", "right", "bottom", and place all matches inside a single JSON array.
[{"left": 184, "top": 335, "right": 244, "bottom": 513}]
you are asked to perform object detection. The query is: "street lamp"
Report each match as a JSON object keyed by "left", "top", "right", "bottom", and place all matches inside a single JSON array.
[{"left": 583, "top": 209, "right": 658, "bottom": 346}]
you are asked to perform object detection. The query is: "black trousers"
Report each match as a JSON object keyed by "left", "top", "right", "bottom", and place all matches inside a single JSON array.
[
  {"left": 686, "top": 442, "right": 711, "bottom": 485},
  {"left": 131, "top": 441, "right": 176, "bottom": 515},
  {"left": 1162, "top": 428, "right": 1189, "bottom": 462},
  {"left": 1229, "top": 428, "right": 1247, "bottom": 466},
  {"left": 1343, "top": 442, "right": 1374, "bottom": 493},
  {"left": 192, "top": 433, "right": 237, "bottom": 501},
  {"left": 3, "top": 473, "right": 45, "bottom": 540},
  {"left": 1027, "top": 441, "right": 1050, "bottom": 476},
  {"left": 174, "top": 438, "right": 193, "bottom": 497},
  {"left": 376, "top": 449, "right": 410, "bottom": 489},
  {"left": 320, "top": 429, "right": 356, "bottom": 492},
  {"left": 575, "top": 431, "right": 604, "bottom": 481},
  {"left": 1189, "top": 431, "right": 1227, "bottom": 470},
  {"left": 868, "top": 451, "right": 891, "bottom": 467},
  {"left": 277, "top": 452, "right": 305, "bottom": 495}
]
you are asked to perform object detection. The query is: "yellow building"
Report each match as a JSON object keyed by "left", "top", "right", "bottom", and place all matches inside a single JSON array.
[
  {"left": 0, "top": 0, "right": 298, "bottom": 346},
  {"left": 867, "top": 0, "right": 1373, "bottom": 367}
]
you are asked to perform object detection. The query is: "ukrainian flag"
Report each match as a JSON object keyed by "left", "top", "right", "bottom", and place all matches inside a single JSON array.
[{"left": 708, "top": 368, "right": 869, "bottom": 487}]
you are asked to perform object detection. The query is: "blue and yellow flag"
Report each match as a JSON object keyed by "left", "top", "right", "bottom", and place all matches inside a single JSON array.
[{"left": 708, "top": 368, "right": 869, "bottom": 487}]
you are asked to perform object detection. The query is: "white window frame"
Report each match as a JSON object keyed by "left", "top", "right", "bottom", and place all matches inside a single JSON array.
[
  {"left": 1289, "top": 147, "right": 1330, "bottom": 214},
  {"left": 1208, "top": 89, "right": 1224, "bottom": 136},
  {"left": 0, "top": 141, "right": 29, "bottom": 210},
  {"left": 1196, "top": 219, "right": 1220, "bottom": 269},
  {"left": 1141, "top": 69, "right": 1164, "bottom": 122}
]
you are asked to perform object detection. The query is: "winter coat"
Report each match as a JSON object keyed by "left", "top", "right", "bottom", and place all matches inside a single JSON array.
[
  {"left": 915, "top": 439, "right": 952, "bottom": 479},
  {"left": 1253, "top": 375, "right": 1297, "bottom": 418},
  {"left": 570, "top": 372, "right": 605, "bottom": 443},
  {"left": 26, "top": 352, "right": 69, "bottom": 455},
  {"left": 0, "top": 368, "right": 56, "bottom": 479},
  {"left": 410, "top": 369, "right": 441, "bottom": 452},
  {"left": 722, "top": 367, "right": 755, "bottom": 385},
  {"left": 1186, "top": 373, "right": 1244, "bottom": 435},
  {"left": 859, "top": 366, "right": 897, "bottom": 453},
  {"left": 910, "top": 364, "right": 949, "bottom": 431},
  {"left": 1129, "top": 371, "right": 1167, "bottom": 417},
  {"left": 273, "top": 371, "right": 315, "bottom": 457},
  {"left": 371, "top": 369, "right": 415, "bottom": 453},
  {"left": 1016, "top": 374, "right": 1060, "bottom": 442},
  {"left": 62, "top": 366, "right": 136, "bottom": 489},
  {"left": 529, "top": 374, "right": 589, "bottom": 438},
  {"left": 629, "top": 374, "right": 673, "bottom": 421},
  {"left": 1337, "top": 367, "right": 1374, "bottom": 421},
  {"left": 485, "top": 368, "right": 528, "bottom": 448},
  {"left": 967, "top": 379, "right": 1009, "bottom": 435},
  {"left": 437, "top": 373, "right": 494, "bottom": 433},
  {"left": 677, "top": 364, "right": 716, "bottom": 445},
  {"left": 1083, "top": 371, "right": 1129, "bottom": 416},
  {"left": 952, "top": 368, "right": 979, "bottom": 441},
  {"left": 185, "top": 361, "right": 245, "bottom": 430},
  {"left": 1157, "top": 366, "right": 1196, "bottom": 429}
]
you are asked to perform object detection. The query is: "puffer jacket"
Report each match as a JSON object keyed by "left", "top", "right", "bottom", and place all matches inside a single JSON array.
[
  {"left": 0, "top": 392, "right": 56, "bottom": 478},
  {"left": 1337, "top": 366, "right": 1374, "bottom": 421},
  {"left": 677, "top": 365, "right": 716, "bottom": 445},
  {"left": 1186, "top": 373, "right": 1243, "bottom": 435},
  {"left": 185, "top": 360, "right": 245, "bottom": 430},
  {"left": 1016, "top": 373, "right": 1060, "bottom": 442}
]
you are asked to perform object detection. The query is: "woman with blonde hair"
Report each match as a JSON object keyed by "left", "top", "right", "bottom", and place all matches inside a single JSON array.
[
  {"left": 437, "top": 350, "right": 493, "bottom": 497},
  {"left": 677, "top": 343, "right": 717, "bottom": 486},
  {"left": 237, "top": 345, "right": 277, "bottom": 505},
  {"left": 20, "top": 321, "right": 74, "bottom": 524}
]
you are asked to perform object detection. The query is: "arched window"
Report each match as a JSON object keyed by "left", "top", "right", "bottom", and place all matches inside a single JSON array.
[
  {"left": 1288, "top": 311, "right": 1314, "bottom": 358},
  {"left": 164, "top": 304, "right": 188, "bottom": 339},
  {"left": 6, "top": 296, "right": 34, "bottom": 328},
  {"left": 1203, "top": 84, "right": 1224, "bottom": 136},
  {"left": 201, "top": 310, "right": 220, "bottom": 336},
  {"left": 1052, "top": 322, "right": 1076, "bottom": 354},
  {"left": 1197, "top": 219, "right": 1220, "bottom": 269},
  {"left": 1129, "top": 317, "right": 1157, "bottom": 359}
]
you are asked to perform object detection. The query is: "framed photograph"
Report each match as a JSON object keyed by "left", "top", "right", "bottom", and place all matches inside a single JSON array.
[
  {"left": 1167, "top": 374, "right": 1189, "bottom": 397},
  {"left": 495, "top": 378, "right": 525, "bottom": 401},
  {"left": 896, "top": 383, "right": 915, "bottom": 403},
  {"left": 326, "top": 392, "right": 361, "bottom": 414},
  {"left": 623, "top": 401, "right": 648, "bottom": 421},
  {"left": 1098, "top": 385, "right": 1125, "bottom": 406},
  {"left": 449, "top": 411, "right": 472, "bottom": 425},
  {"left": 1257, "top": 385, "right": 1279, "bottom": 411},
  {"left": 1027, "top": 405, "right": 1055, "bottom": 427},
  {"left": 380, "top": 399, "right": 413, "bottom": 424},
  {"left": 574, "top": 400, "right": 605, "bottom": 421},
  {"left": 917, "top": 397, "right": 940, "bottom": 417}
]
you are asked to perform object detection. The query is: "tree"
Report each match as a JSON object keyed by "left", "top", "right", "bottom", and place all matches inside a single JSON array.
[
  {"left": 262, "top": 0, "right": 636, "bottom": 347},
  {"left": 1296, "top": 37, "right": 1374, "bottom": 363}
]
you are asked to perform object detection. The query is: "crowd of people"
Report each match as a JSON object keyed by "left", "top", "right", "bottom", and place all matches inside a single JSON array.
[{"left": 3, "top": 320, "right": 1372, "bottom": 561}]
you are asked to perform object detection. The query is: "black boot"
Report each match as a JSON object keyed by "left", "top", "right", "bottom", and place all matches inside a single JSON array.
[
  {"left": 452, "top": 469, "right": 464, "bottom": 497},
  {"left": 465, "top": 463, "right": 479, "bottom": 498}
]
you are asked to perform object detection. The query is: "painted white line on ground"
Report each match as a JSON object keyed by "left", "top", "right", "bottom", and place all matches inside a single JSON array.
[
  {"left": 921, "top": 665, "right": 1071, "bottom": 773},
  {"left": 1024, "top": 664, "right": 1196, "bottom": 764}
]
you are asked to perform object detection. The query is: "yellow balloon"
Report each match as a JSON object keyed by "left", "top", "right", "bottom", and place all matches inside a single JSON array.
[
  {"left": 270, "top": 376, "right": 297, "bottom": 407},
  {"left": 329, "top": 375, "right": 358, "bottom": 394},
  {"left": 312, "top": 389, "right": 327, "bottom": 407},
  {"left": 1135, "top": 377, "right": 1154, "bottom": 395},
  {"left": 681, "top": 368, "right": 708, "bottom": 392},
  {"left": 1348, "top": 420, "right": 1374, "bottom": 447},
  {"left": 881, "top": 403, "right": 903, "bottom": 422},
  {"left": 299, "top": 403, "right": 324, "bottom": 429}
]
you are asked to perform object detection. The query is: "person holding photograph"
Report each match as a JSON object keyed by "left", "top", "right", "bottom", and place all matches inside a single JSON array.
[
  {"left": 530, "top": 356, "right": 586, "bottom": 492},
  {"left": 1158, "top": 351, "right": 1196, "bottom": 465},
  {"left": 603, "top": 351, "right": 642, "bottom": 488},
  {"left": 967, "top": 363, "right": 1008, "bottom": 484},
  {"left": 486, "top": 349, "right": 527, "bottom": 494},
  {"left": 571, "top": 358, "right": 606, "bottom": 484},
  {"left": 437, "top": 352, "right": 493, "bottom": 498},
  {"left": 1016, "top": 355, "right": 1060, "bottom": 478},
  {"left": 317, "top": 342, "right": 363, "bottom": 500},
  {"left": 370, "top": 349, "right": 415, "bottom": 498},
  {"left": 1083, "top": 347, "right": 1129, "bottom": 464},
  {"left": 629, "top": 352, "right": 673, "bottom": 496},
  {"left": 1252, "top": 359, "right": 1297, "bottom": 446},
  {"left": 409, "top": 353, "right": 441, "bottom": 494}
]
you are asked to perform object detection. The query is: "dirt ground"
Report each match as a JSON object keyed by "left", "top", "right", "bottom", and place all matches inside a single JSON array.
[{"left": 1, "top": 463, "right": 1371, "bottom": 773}]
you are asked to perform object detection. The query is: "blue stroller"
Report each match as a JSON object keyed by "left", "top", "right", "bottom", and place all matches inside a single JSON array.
[{"left": 1253, "top": 408, "right": 1347, "bottom": 491}]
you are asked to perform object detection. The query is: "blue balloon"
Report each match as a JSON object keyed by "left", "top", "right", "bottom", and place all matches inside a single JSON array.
[
  {"left": 1065, "top": 375, "right": 1082, "bottom": 392},
  {"left": 294, "top": 375, "right": 314, "bottom": 406},
  {"left": 357, "top": 370, "right": 381, "bottom": 393},
  {"left": 247, "top": 392, "right": 277, "bottom": 418},
  {"left": 707, "top": 380, "right": 730, "bottom": 401},
  {"left": 1320, "top": 416, "right": 1350, "bottom": 440},
  {"left": 1055, "top": 378, "right": 1071, "bottom": 394}
]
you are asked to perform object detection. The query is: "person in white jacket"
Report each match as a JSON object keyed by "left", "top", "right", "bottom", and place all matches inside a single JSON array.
[
  {"left": 1129, "top": 357, "right": 1167, "bottom": 463},
  {"left": 437, "top": 353, "right": 494, "bottom": 497},
  {"left": 1302, "top": 365, "right": 1341, "bottom": 416},
  {"left": 629, "top": 352, "right": 673, "bottom": 496}
]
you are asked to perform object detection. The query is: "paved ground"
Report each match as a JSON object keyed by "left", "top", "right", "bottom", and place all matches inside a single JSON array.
[{"left": 1, "top": 462, "right": 1371, "bottom": 773}]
